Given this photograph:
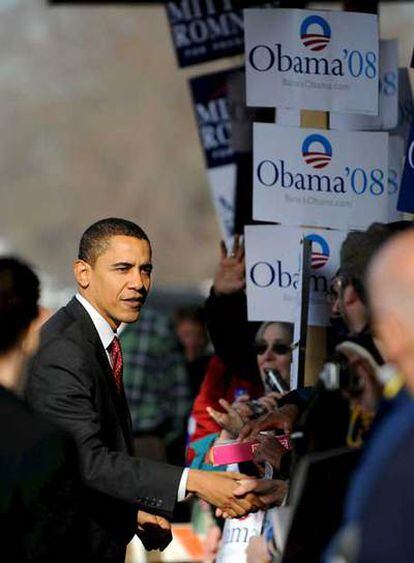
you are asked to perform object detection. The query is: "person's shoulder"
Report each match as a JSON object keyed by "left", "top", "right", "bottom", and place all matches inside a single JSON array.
[
  {"left": 40, "top": 300, "right": 80, "bottom": 343},
  {"left": 0, "top": 388, "right": 72, "bottom": 458},
  {"left": 36, "top": 300, "right": 89, "bottom": 361}
]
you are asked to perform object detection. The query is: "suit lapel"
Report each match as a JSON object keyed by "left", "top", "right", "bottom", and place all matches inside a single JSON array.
[{"left": 66, "top": 297, "right": 134, "bottom": 452}]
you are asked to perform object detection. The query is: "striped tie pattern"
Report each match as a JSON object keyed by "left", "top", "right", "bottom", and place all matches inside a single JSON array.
[{"left": 107, "top": 336, "right": 123, "bottom": 392}]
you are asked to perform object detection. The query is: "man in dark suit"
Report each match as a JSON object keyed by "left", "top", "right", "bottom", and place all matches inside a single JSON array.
[
  {"left": 0, "top": 257, "right": 84, "bottom": 562},
  {"left": 26, "top": 218, "right": 263, "bottom": 563}
]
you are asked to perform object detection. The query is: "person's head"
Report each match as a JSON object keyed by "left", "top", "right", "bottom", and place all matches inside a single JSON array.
[
  {"left": 338, "top": 223, "right": 393, "bottom": 334},
  {"left": 254, "top": 321, "right": 294, "bottom": 384},
  {"left": 74, "top": 218, "right": 152, "bottom": 330},
  {"left": 0, "top": 257, "right": 40, "bottom": 390},
  {"left": 174, "top": 306, "right": 208, "bottom": 362},
  {"left": 368, "top": 229, "right": 414, "bottom": 393}
]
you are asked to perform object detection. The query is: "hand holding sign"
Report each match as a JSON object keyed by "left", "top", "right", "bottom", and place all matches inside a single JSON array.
[{"left": 213, "top": 235, "right": 246, "bottom": 295}]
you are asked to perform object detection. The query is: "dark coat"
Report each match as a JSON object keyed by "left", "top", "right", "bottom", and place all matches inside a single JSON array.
[
  {"left": 0, "top": 385, "right": 83, "bottom": 562},
  {"left": 26, "top": 297, "right": 182, "bottom": 561}
]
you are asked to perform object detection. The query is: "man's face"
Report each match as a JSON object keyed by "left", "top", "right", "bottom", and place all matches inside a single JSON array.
[{"left": 76, "top": 235, "right": 152, "bottom": 329}]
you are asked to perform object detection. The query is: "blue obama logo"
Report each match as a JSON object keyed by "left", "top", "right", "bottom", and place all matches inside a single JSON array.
[
  {"left": 302, "top": 134, "right": 333, "bottom": 170},
  {"left": 300, "top": 15, "right": 331, "bottom": 52},
  {"left": 306, "top": 233, "right": 330, "bottom": 270}
]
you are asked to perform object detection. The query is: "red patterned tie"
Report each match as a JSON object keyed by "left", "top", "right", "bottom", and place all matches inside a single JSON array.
[{"left": 107, "top": 336, "right": 123, "bottom": 392}]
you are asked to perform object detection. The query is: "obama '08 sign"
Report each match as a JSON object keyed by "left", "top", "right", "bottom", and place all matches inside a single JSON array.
[
  {"left": 244, "top": 8, "right": 379, "bottom": 114},
  {"left": 253, "top": 124, "right": 389, "bottom": 231},
  {"left": 245, "top": 225, "right": 348, "bottom": 326}
]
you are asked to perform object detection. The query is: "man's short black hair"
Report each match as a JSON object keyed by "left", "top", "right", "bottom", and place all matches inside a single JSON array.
[
  {"left": 0, "top": 257, "right": 40, "bottom": 354},
  {"left": 78, "top": 218, "right": 150, "bottom": 265},
  {"left": 340, "top": 221, "right": 414, "bottom": 304}
]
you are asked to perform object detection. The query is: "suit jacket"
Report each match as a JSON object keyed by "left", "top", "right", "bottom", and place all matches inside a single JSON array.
[
  {"left": 349, "top": 397, "right": 414, "bottom": 563},
  {"left": 26, "top": 297, "right": 183, "bottom": 559},
  {"left": 0, "top": 385, "right": 84, "bottom": 562}
]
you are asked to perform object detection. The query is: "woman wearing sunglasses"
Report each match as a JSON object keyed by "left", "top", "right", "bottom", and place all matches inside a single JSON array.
[
  {"left": 254, "top": 321, "right": 294, "bottom": 391},
  {"left": 206, "top": 321, "right": 294, "bottom": 439}
]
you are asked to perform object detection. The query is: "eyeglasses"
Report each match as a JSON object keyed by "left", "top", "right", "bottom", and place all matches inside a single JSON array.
[
  {"left": 253, "top": 342, "right": 294, "bottom": 356},
  {"left": 326, "top": 276, "right": 348, "bottom": 305}
]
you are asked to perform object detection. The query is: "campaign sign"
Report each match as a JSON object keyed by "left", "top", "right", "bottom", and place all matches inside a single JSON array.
[
  {"left": 207, "top": 165, "right": 236, "bottom": 243},
  {"left": 330, "top": 39, "right": 398, "bottom": 131},
  {"left": 397, "top": 122, "right": 414, "bottom": 213},
  {"left": 245, "top": 9, "right": 379, "bottom": 114},
  {"left": 190, "top": 67, "right": 241, "bottom": 168},
  {"left": 388, "top": 136, "right": 404, "bottom": 221},
  {"left": 276, "top": 108, "right": 301, "bottom": 127},
  {"left": 390, "top": 68, "right": 414, "bottom": 147},
  {"left": 253, "top": 124, "right": 389, "bottom": 230},
  {"left": 245, "top": 225, "right": 348, "bottom": 326},
  {"left": 166, "top": 0, "right": 277, "bottom": 68}
]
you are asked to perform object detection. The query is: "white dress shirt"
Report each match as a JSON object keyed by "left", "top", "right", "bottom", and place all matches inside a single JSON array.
[{"left": 75, "top": 293, "right": 189, "bottom": 502}]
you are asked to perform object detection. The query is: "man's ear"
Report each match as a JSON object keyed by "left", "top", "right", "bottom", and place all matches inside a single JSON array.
[
  {"left": 73, "top": 259, "right": 91, "bottom": 289},
  {"left": 375, "top": 312, "right": 407, "bottom": 365}
]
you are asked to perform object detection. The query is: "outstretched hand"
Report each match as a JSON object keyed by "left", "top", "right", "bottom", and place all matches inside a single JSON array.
[
  {"left": 239, "top": 404, "right": 300, "bottom": 442},
  {"left": 213, "top": 235, "right": 246, "bottom": 296},
  {"left": 207, "top": 398, "right": 248, "bottom": 438},
  {"left": 216, "top": 478, "right": 288, "bottom": 518},
  {"left": 187, "top": 469, "right": 265, "bottom": 519}
]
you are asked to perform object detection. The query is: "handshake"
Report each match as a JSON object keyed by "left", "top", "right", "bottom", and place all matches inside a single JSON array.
[
  {"left": 187, "top": 469, "right": 287, "bottom": 519},
  {"left": 137, "top": 461, "right": 288, "bottom": 552}
]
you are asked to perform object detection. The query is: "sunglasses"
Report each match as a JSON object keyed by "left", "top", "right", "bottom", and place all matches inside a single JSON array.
[{"left": 253, "top": 342, "right": 294, "bottom": 356}]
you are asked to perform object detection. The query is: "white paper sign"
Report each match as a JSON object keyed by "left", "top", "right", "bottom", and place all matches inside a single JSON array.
[
  {"left": 276, "top": 108, "right": 301, "bottom": 127},
  {"left": 207, "top": 165, "right": 236, "bottom": 245},
  {"left": 245, "top": 225, "right": 348, "bottom": 326},
  {"left": 216, "top": 463, "right": 265, "bottom": 563},
  {"left": 253, "top": 124, "right": 389, "bottom": 230},
  {"left": 245, "top": 8, "right": 379, "bottom": 114},
  {"left": 330, "top": 39, "right": 398, "bottom": 131},
  {"left": 388, "top": 136, "right": 404, "bottom": 221}
]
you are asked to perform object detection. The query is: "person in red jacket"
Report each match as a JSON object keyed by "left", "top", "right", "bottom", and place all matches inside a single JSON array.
[{"left": 187, "top": 354, "right": 263, "bottom": 463}]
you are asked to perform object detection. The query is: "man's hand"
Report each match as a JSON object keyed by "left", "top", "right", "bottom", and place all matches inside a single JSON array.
[
  {"left": 186, "top": 469, "right": 265, "bottom": 519},
  {"left": 136, "top": 511, "right": 172, "bottom": 552},
  {"left": 256, "top": 392, "right": 282, "bottom": 413},
  {"left": 234, "top": 478, "right": 288, "bottom": 509},
  {"left": 253, "top": 435, "right": 288, "bottom": 473},
  {"left": 213, "top": 235, "right": 246, "bottom": 296},
  {"left": 239, "top": 405, "right": 300, "bottom": 441}
]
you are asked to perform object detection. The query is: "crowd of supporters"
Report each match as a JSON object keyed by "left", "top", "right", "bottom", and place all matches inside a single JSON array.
[{"left": 3, "top": 219, "right": 414, "bottom": 562}]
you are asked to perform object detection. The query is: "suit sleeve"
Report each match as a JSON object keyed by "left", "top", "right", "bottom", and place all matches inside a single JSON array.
[{"left": 26, "top": 338, "right": 183, "bottom": 519}]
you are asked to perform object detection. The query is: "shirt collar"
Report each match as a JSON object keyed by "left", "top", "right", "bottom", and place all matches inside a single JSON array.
[{"left": 76, "top": 293, "right": 116, "bottom": 350}]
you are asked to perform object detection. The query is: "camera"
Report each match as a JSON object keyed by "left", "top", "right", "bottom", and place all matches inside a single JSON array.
[{"left": 319, "top": 352, "right": 363, "bottom": 395}]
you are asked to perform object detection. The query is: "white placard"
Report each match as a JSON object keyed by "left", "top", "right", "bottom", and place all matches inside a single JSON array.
[
  {"left": 207, "top": 165, "right": 236, "bottom": 246},
  {"left": 245, "top": 8, "right": 379, "bottom": 114},
  {"left": 276, "top": 108, "right": 301, "bottom": 127},
  {"left": 330, "top": 39, "right": 398, "bottom": 131},
  {"left": 388, "top": 135, "right": 404, "bottom": 221},
  {"left": 216, "top": 464, "right": 264, "bottom": 563},
  {"left": 245, "top": 225, "right": 348, "bottom": 326},
  {"left": 253, "top": 124, "right": 389, "bottom": 230}
]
